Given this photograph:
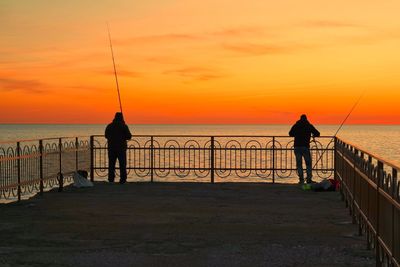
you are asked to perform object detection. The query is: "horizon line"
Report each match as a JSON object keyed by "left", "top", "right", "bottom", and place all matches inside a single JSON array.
[{"left": 1, "top": 123, "right": 399, "bottom": 126}]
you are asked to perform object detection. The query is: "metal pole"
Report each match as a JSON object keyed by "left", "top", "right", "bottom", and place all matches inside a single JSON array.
[
  {"left": 352, "top": 148, "right": 357, "bottom": 224},
  {"left": 150, "top": 136, "right": 154, "bottom": 183},
  {"left": 367, "top": 155, "right": 372, "bottom": 250},
  {"left": 333, "top": 137, "right": 337, "bottom": 181},
  {"left": 39, "top": 140, "right": 44, "bottom": 195},
  {"left": 211, "top": 137, "right": 215, "bottom": 183},
  {"left": 58, "top": 138, "right": 63, "bottom": 192},
  {"left": 392, "top": 168, "right": 397, "bottom": 198},
  {"left": 75, "top": 137, "right": 79, "bottom": 171},
  {"left": 358, "top": 151, "right": 364, "bottom": 236},
  {"left": 339, "top": 140, "right": 345, "bottom": 201},
  {"left": 376, "top": 160, "right": 383, "bottom": 267},
  {"left": 17, "top": 142, "right": 21, "bottom": 201},
  {"left": 272, "top": 137, "right": 275, "bottom": 184},
  {"left": 90, "top": 136, "right": 94, "bottom": 182},
  {"left": 392, "top": 167, "right": 397, "bottom": 267}
]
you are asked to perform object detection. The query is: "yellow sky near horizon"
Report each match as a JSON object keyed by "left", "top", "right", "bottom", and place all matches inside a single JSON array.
[{"left": 1, "top": 0, "right": 400, "bottom": 124}]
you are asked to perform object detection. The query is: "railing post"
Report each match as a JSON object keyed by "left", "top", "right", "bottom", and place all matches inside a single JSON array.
[
  {"left": 338, "top": 139, "right": 345, "bottom": 201},
  {"left": 90, "top": 136, "right": 94, "bottom": 182},
  {"left": 368, "top": 155, "right": 373, "bottom": 176},
  {"left": 150, "top": 136, "right": 154, "bottom": 183},
  {"left": 392, "top": 168, "right": 397, "bottom": 197},
  {"left": 392, "top": 167, "right": 397, "bottom": 267},
  {"left": 58, "top": 138, "right": 63, "bottom": 192},
  {"left": 358, "top": 151, "right": 365, "bottom": 236},
  {"left": 334, "top": 137, "right": 337, "bottom": 181},
  {"left": 352, "top": 148, "right": 358, "bottom": 224},
  {"left": 210, "top": 136, "right": 215, "bottom": 183},
  {"left": 367, "top": 155, "right": 373, "bottom": 252},
  {"left": 39, "top": 140, "right": 44, "bottom": 195},
  {"left": 376, "top": 160, "right": 383, "bottom": 267},
  {"left": 272, "top": 137, "right": 275, "bottom": 184},
  {"left": 75, "top": 137, "right": 79, "bottom": 171},
  {"left": 17, "top": 142, "right": 21, "bottom": 201}
]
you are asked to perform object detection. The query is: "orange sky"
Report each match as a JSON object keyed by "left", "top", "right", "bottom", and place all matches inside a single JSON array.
[{"left": 1, "top": 0, "right": 400, "bottom": 124}]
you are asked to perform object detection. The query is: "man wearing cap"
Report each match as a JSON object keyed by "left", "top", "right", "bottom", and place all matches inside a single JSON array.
[
  {"left": 289, "top": 114, "right": 320, "bottom": 184},
  {"left": 105, "top": 112, "right": 132, "bottom": 184}
]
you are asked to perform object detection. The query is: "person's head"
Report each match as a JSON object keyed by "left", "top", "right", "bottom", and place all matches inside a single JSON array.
[
  {"left": 113, "top": 112, "right": 124, "bottom": 123},
  {"left": 300, "top": 114, "right": 307, "bottom": 121}
]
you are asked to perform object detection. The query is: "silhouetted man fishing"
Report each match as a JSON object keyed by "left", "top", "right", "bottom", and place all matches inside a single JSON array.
[
  {"left": 289, "top": 114, "right": 320, "bottom": 184},
  {"left": 105, "top": 112, "right": 132, "bottom": 184}
]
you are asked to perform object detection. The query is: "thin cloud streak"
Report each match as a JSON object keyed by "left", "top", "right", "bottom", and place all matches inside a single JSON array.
[
  {"left": 115, "top": 33, "right": 199, "bottom": 46},
  {"left": 209, "top": 26, "right": 268, "bottom": 37},
  {"left": 222, "top": 43, "right": 305, "bottom": 56},
  {"left": 97, "top": 69, "right": 142, "bottom": 78},
  {"left": 0, "top": 51, "right": 106, "bottom": 70},
  {"left": 164, "top": 67, "right": 226, "bottom": 81},
  {"left": 221, "top": 28, "right": 400, "bottom": 57},
  {"left": 0, "top": 78, "right": 46, "bottom": 93},
  {"left": 66, "top": 85, "right": 109, "bottom": 92},
  {"left": 301, "top": 20, "right": 363, "bottom": 28},
  {"left": 146, "top": 56, "right": 183, "bottom": 65},
  {"left": 115, "top": 26, "right": 269, "bottom": 46},
  {"left": 341, "top": 29, "right": 400, "bottom": 46},
  {"left": 114, "top": 22, "right": 364, "bottom": 48}
]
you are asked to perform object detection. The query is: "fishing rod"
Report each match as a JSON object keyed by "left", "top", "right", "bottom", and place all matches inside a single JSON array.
[
  {"left": 107, "top": 22, "right": 123, "bottom": 114},
  {"left": 312, "top": 91, "right": 365, "bottom": 169}
]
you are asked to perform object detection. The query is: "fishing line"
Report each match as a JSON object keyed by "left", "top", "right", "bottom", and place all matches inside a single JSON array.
[
  {"left": 107, "top": 22, "right": 123, "bottom": 114},
  {"left": 312, "top": 90, "right": 366, "bottom": 169}
]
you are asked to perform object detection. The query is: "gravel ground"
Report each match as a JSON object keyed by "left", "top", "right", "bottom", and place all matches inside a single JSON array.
[{"left": 0, "top": 182, "right": 374, "bottom": 267}]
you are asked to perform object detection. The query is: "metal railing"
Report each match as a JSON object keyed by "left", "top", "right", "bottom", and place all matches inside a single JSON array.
[
  {"left": 335, "top": 137, "right": 400, "bottom": 267},
  {"left": 2, "top": 134, "right": 399, "bottom": 265},
  {"left": 0, "top": 137, "right": 90, "bottom": 201},
  {"left": 90, "top": 135, "right": 335, "bottom": 182},
  {"left": 1, "top": 135, "right": 334, "bottom": 201}
]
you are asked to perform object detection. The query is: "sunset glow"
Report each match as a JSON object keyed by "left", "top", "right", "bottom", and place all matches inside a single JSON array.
[{"left": 1, "top": 0, "right": 400, "bottom": 124}]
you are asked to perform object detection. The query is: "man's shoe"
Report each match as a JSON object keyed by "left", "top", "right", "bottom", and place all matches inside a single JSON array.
[
  {"left": 302, "top": 184, "right": 312, "bottom": 190},
  {"left": 119, "top": 180, "right": 126, "bottom": 184},
  {"left": 108, "top": 179, "right": 115, "bottom": 183},
  {"left": 298, "top": 180, "right": 305, "bottom": 185},
  {"left": 306, "top": 179, "right": 316, "bottom": 184}
]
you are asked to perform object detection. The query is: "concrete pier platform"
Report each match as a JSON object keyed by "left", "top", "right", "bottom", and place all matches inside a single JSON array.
[{"left": 0, "top": 183, "right": 374, "bottom": 267}]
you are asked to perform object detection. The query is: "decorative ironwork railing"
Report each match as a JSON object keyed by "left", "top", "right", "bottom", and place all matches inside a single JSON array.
[
  {"left": 335, "top": 137, "right": 400, "bottom": 267},
  {"left": 0, "top": 135, "right": 334, "bottom": 201},
  {"left": 0, "top": 137, "right": 90, "bottom": 201},
  {"left": 2, "top": 134, "right": 399, "bottom": 265},
  {"left": 90, "top": 135, "right": 335, "bottom": 182}
]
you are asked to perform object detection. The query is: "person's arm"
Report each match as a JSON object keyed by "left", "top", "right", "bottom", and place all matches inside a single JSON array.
[
  {"left": 289, "top": 125, "right": 296, "bottom": 137},
  {"left": 105, "top": 125, "right": 111, "bottom": 140},
  {"left": 311, "top": 125, "right": 320, "bottom": 137},
  {"left": 125, "top": 125, "right": 132, "bottom": 140}
]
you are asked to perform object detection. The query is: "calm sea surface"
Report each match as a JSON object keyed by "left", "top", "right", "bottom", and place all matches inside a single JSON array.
[{"left": 0, "top": 124, "right": 399, "bottom": 166}]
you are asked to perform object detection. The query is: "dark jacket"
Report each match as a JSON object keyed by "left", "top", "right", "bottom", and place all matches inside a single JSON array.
[
  {"left": 289, "top": 119, "right": 320, "bottom": 148},
  {"left": 105, "top": 119, "right": 132, "bottom": 151}
]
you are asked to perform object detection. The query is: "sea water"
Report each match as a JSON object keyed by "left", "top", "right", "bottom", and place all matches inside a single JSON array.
[{"left": 0, "top": 124, "right": 399, "bottom": 166}]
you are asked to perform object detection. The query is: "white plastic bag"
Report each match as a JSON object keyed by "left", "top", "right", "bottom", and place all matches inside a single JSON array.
[{"left": 73, "top": 171, "right": 93, "bottom": 188}]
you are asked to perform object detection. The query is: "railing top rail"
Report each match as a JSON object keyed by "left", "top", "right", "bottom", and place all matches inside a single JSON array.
[
  {"left": 336, "top": 137, "right": 400, "bottom": 170},
  {"left": 0, "top": 136, "right": 90, "bottom": 145},
  {"left": 91, "top": 134, "right": 336, "bottom": 138},
  {"left": 0, "top": 135, "right": 336, "bottom": 144}
]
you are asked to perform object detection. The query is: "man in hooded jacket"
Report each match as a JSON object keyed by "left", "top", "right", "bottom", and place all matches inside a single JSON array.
[
  {"left": 289, "top": 114, "right": 320, "bottom": 184},
  {"left": 105, "top": 112, "right": 132, "bottom": 184}
]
